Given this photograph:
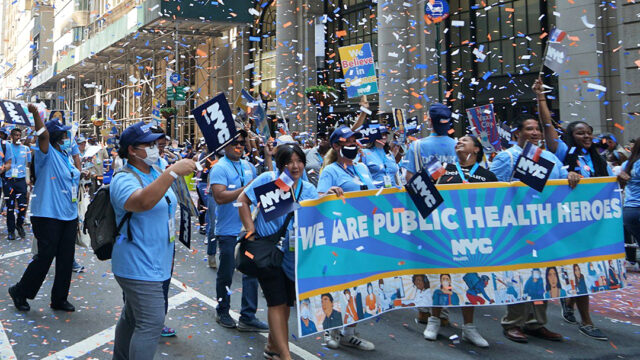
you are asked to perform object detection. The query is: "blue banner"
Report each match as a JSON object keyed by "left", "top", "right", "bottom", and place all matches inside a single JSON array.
[{"left": 295, "top": 178, "right": 626, "bottom": 337}]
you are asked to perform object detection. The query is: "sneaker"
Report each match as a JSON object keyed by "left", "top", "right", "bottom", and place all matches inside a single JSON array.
[
  {"left": 161, "top": 326, "right": 176, "bottom": 337},
  {"left": 423, "top": 316, "right": 441, "bottom": 340},
  {"left": 7, "top": 232, "right": 15, "bottom": 241},
  {"left": 216, "top": 313, "right": 237, "bottom": 329},
  {"left": 339, "top": 333, "right": 375, "bottom": 351},
  {"left": 462, "top": 324, "right": 489, "bottom": 348},
  {"left": 560, "top": 298, "right": 577, "bottom": 324},
  {"left": 625, "top": 260, "right": 640, "bottom": 273},
  {"left": 237, "top": 317, "right": 269, "bottom": 332},
  {"left": 578, "top": 324, "right": 608, "bottom": 341},
  {"left": 208, "top": 255, "right": 217, "bottom": 269},
  {"left": 199, "top": 228, "right": 207, "bottom": 235},
  {"left": 16, "top": 226, "right": 25, "bottom": 239},
  {"left": 72, "top": 261, "right": 85, "bottom": 273},
  {"left": 323, "top": 330, "right": 340, "bottom": 349}
]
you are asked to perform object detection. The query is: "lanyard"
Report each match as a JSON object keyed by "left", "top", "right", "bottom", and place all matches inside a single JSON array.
[
  {"left": 373, "top": 148, "right": 388, "bottom": 172},
  {"left": 226, "top": 157, "right": 245, "bottom": 186},
  {"left": 454, "top": 161, "right": 479, "bottom": 183},
  {"left": 579, "top": 154, "right": 595, "bottom": 177},
  {"left": 339, "top": 163, "right": 367, "bottom": 189}
]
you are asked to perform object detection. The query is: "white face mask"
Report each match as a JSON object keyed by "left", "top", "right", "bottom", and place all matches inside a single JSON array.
[
  {"left": 138, "top": 145, "right": 160, "bottom": 166},
  {"left": 301, "top": 306, "right": 310, "bottom": 320}
]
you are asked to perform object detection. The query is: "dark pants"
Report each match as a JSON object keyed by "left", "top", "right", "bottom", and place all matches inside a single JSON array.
[
  {"left": 14, "top": 216, "right": 78, "bottom": 304},
  {"left": 215, "top": 235, "right": 259, "bottom": 322},
  {"left": 4, "top": 177, "right": 28, "bottom": 233},
  {"left": 624, "top": 207, "right": 640, "bottom": 262}
]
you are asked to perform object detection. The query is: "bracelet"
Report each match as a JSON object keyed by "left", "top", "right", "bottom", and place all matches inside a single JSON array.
[
  {"left": 169, "top": 170, "right": 179, "bottom": 179},
  {"left": 35, "top": 127, "right": 46, "bottom": 136}
]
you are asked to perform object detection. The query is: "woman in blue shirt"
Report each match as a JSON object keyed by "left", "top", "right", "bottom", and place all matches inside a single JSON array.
[
  {"left": 618, "top": 140, "right": 640, "bottom": 269},
  {"left": 317, "top": 125, "right": 375, "bottom": 196},
  {"left": 8, "top": 105, "right": 80, "bottom": 313},
  {"left": 238, "top": 144, "right": 318, "bottom": 360},
  {"left": 361, "top": 126, "right": 399, "bottom": 188},
  {"left": 109, "top": 122, "right": 195, "bottom": 360}
]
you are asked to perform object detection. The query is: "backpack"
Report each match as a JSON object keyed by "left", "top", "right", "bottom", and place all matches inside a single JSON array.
[{"left": 83, "top": 167, "right": 143, "bottom": 260}]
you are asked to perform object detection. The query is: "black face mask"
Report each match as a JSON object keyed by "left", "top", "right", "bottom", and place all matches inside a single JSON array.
[{"left": 340, "top": 145, "right": 358, "bottom": 160}]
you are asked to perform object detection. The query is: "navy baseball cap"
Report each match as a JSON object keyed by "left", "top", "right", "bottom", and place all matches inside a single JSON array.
[
  {"left": 119, "top": 122, "right": 164, "bottom": 150},
  {"left": 429, "top": 103, "right": 452, "bottom": 126},
  {"left": 330, "top": 125, "right": 361, "bottom": 145},
  {"left": 45, "top": 120, "right": 71, "bottom": 136}
]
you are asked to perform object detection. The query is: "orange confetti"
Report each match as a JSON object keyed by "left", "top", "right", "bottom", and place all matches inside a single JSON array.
[
  {"left": 195, "top": 48, "right": 207, "bottom": 57},
  {"left": 526, "top": 240, "right": 535, "bottom": 245},
  {"left": 414, "top": 103, "right": 423, "bottom": 110},
  {"left": 505, "top": 7, "right": 514, "bottom": 12},
  {"left": 340, "top": 195, "right": 346, "bottom": 204},
  {"left": 539, "top": 32, "right": 548, "bottom": 39},
  {"left": 332, "top": 251, "right": 338, "bottom": 257},
  {"left": 372, "top": 207, "right": 378, "bottom": 214},
  {"left": 244, "top": 251, "right": 254, "bottom": 259},
  {"left": 578, "top": 71, "right": 589, "bottom": 75},
  {"left": 610, "top": 341, "right": 618, "bottom": 349},
  {"left": 336, "top": 30, "right": 347, "bottom": 37},
  {"left": 283, "top": 21, "right": 292, "bottom": 28},
  {"left": 614, "top": 123, "right": 625, "bottom": 131},
  {"left": 398, "top": 261, "right": 406, "bottom": 265}
]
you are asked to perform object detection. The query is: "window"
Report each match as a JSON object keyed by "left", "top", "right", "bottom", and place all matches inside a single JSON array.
[{"left": 254, "top": 1, "right": 276, "bottom": 100}]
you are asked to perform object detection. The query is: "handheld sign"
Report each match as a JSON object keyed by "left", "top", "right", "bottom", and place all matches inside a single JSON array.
[
  {"left": 512, "top": 142, "right": 554, "bottom": 192},
  {"left": 191, "top": 93, "right": 237, "bottom": 153},
  {"left": 543, "top": 28, "right": 567, "bottom": 74},
  {"left": 466, "top": 104, "right": 501, "bottom": 153},
  {"left": 405, "top": 170, "right": 444, "bottom": 219},
  {"left": 49, "top": 110, "right": 66, "bottom": 123},
  {"left": 0, "top": 100, "right": 32, "bottom": 126},
  {"left": 338, "top": 43, "right": 379, "bottom": 98},
  {"left": 178, "top": 204, "right": 191, "bottom": 249},
  {"left": 406, "top": 116, "right": 420, "bottom": 136},
  {"left": 254, "top": 180, "right": 300, "bottom": 223},
  {"left": 357, "top": 122, "right": 380, "bottom": 145}
]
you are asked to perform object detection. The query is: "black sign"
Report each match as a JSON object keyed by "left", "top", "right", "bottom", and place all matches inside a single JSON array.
[
  {"left": 0, "top": 100, "right": 32, "bottom": 126},
  {"left": 49, "top": 110, "right": 66, "bottom": 123},
  {"left": 191, "top": 93, "right": 237, "bottom": 153},
  {"left": 178, "top": 204, "right": 191, "bottom": 249},
  {"left": 405, "top": 170, "right": 444, "bottom": 219},
  {"left": 358, "top": 123, "right": 380, "bottom": 144},
  {"left": 254, "top": 180, "right": 300, "bottom": 223},
  {"left": 512, "top": 143, "right": 554, "bottom": 192}
]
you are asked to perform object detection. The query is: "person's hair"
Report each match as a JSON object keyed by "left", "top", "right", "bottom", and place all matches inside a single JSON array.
[
  {"left": 512, "top": 113, "right": 537, "bottom": 131},
  {"left": 321, "top": 148, "right": 338, "bottom": 171},
  {"left": 460, "top": 135, "right": 484, "bottom": 163},
  {"left": 275, "top": 143, "right": 306, "bottom": 172},
  {"left": 573, "top": 264, "right": 584, "bottom": 283},
  {"left": 439, "top": 273, "right": 451, "bottom": 289},
  {"left": 321, "top": 293, "right": 333, "bottom": 303},
  {"left": 412, "top": 274, "right": 430, "bottom": 289},
  {"left": 545, "top": 266, "right": 561, "bottom": 291},
  {"left": 343, "top": 289, "right": 351, "bottom": 295},
  {"left": 563, "top": 121, "right": 608, "bottom": 177},
  {"left": 624, "top": 137, "right": 640, "bottom": 174},
  {"left": 10, "top": 128, "right": 21, "bottom": 134}
]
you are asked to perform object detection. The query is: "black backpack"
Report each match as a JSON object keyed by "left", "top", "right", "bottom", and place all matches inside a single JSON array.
[{"left": 83, "top": 167, "right": 143, "bottom": 260}]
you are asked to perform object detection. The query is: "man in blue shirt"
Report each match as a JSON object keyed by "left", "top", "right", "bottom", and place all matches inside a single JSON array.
[
  {"left": 5, "top": 128, "right": 31, "bottom": 240},
  {"left": 209, "top": 129, "right": 268, "bottom": 332},
  {"left": 403, "top": 103, "right": 457, "bottom": 183}
]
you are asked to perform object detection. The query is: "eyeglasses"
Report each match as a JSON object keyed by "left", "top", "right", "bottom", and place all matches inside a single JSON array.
[
  {"left": 135, "top": 143, "right": 157, "bottom": 150},
  {"left": 229, "top": 139, "right": 246, "bottom": 147}
]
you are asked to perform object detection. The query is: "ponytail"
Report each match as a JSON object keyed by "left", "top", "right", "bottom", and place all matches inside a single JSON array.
[{"left": 321, "top": 148, "right": 338, "bottom": 172}]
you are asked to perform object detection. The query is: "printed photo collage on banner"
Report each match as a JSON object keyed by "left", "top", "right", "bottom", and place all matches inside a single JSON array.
[{"left": 298, "top": 260, "right": 626, "bottom": 336}]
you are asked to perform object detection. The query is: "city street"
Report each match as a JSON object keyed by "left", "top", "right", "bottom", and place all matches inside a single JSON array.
[{"left": 1, "top": 224, "right": 638, "bottom": 360}]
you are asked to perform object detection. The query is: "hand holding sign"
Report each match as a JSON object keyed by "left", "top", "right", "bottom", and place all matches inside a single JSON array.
[
  {"left": 512, "top": 142, "right": 554, "bottom": 192},
  {"left": 254, "top": 180, "right": 300, "bottom": 223},
  {"left": 192, "top": 93, "right": 237, "bottom": 153},
  {"left": 405, "top": 170, "right": 444, "bottom": 219}
]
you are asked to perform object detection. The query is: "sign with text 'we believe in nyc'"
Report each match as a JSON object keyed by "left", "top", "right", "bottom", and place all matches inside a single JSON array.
[{"left": 294, "top": 178, "right": 626, "bottom": 337}]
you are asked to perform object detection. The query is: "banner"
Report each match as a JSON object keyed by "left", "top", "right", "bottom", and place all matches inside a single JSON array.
[
  {"left": 338, "top": 43, "right": 378, "bottom": 98},
  {"left": 466, "top": 104, "right": 501, "bottom": 153},
  {"left": 295, "top": 178, "right": 625, "bottom": 337}
]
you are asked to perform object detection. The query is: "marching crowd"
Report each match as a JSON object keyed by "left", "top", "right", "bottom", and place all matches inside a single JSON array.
[{"left": 2, "top": 78, "right": 639, "bottom": 360}]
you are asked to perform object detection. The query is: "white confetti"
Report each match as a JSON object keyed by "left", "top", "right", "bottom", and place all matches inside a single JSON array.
[
  {"left": 451, "top": 20, "right": 465, "bottom": 27},
  {"left": 581, "top": 15, "right": 595, "bottom": 29},
  {"left": 332, "top": 212, "right": 342, "bottom": 216},
  {"left": 587, "top": 83, "right": 607, "bottom": 92},
  {"left": 356, "top": 246, "right": 364, "bottom": 251}
]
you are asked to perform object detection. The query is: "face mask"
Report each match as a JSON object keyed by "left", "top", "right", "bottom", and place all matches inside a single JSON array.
[
  {"left": 138, "top": 146, "right": 160, "bottom": 166},
  {"left": 379, "top": 284, "right": 384, "bottom": 290},
  {"left": 59, "top": 139, "right": 71, "bottom": 152},
  {"left": 340, "top": 145, "right": 358, "bottom": 160},
  {"left": 301, "top": 307, "right": 310, "bottom": 320},
  {"left": 533, "top": 272, "right": 541, "bottom": 279},
  {"left": 442, "top": 280, "right": 450, "bottom": 288}
]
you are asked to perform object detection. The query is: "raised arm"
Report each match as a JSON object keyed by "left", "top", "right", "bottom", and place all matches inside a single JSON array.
[{"left": 533, "top": 78, "right": 558, "bottom": 153}]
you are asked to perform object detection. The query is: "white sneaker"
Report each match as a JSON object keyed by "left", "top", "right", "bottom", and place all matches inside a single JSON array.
[
  {"left": 423, "top": 316, "right": 441, "bottom": 340},
  {"left": 208, "top": 255, "right": 217, "bottom": 269},
  {"left": 323, "top": 330, "right": 340, "bottom": 349},
  {"left": 624, "top": 260, "right": 639, "bottom": 272},
  {"left": 462, "top": 324, "right": 489, "bottom": 348},
  {"left": 339, "top": 333, "right": 375, "bottom": 351}
]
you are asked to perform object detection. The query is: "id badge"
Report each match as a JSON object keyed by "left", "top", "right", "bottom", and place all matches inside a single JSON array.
[
  {"left": 383, "top": 175, "right": 392, "bottom": 188},
  {"left": 168, "top": 218, "right": 176, "bottom": 243},
  {"left": 71, "top": 184, "right": 78, "bottom": 203},
  {"left": 288, "top": 231, "right": 296, "bottom": 252},
  {"left": 11, "top": 168, "right": 18, "bottom": 178}
]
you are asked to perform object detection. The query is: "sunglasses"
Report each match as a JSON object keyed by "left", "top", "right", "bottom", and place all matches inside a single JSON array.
[{"left": 229, "top": 139, "right": 246, "bottom": 147}]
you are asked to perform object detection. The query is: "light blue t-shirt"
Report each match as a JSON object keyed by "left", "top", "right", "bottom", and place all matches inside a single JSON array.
[
  {"left": 490, "top": 144, "right": 567, "bottom": 182},
  {"left": 402, "top": 135, "right": 457, "bottom": 174},
  {"left": 622, "top": 160, "right": 640, "bottom": 208},
  {"left": 362, "top": 147, "right": 399, "bottom": 188},
  {"left": 157, "top": 157, "right": 169, "bottom": 171},
  {"left": 209, "top": 156, "right": 256, "bottom": 236},
  {"left": 317, "top": 162, "right": 375, "bottom": 194},
  {"left": 553, "top": 141, "right": 612, "bottom": 177},
  {"left": 6, "top": 143, "right": 31, "bottom": 179},
  {"left": 243, "top": 171, "right": 318, "bottom": 280},
  {"left": 110, "top": 164, "right": 177, "bottom": 282},
  {"left": 30, "top": 146, "right": 81, "bottom": 220}
]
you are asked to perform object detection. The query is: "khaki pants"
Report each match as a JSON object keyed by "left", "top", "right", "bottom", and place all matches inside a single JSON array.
[{"left": 501, "top": 301, "right": 547, "bottom": 330}]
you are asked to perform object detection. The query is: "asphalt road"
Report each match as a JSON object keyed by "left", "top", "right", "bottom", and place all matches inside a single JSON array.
[{"left": 0, "top": 223, "right": 638, "bottom": 360}]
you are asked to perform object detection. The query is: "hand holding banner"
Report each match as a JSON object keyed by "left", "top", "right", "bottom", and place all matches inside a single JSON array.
[{"left": 191, "top": 93, "right": 237, "bottom": 153}]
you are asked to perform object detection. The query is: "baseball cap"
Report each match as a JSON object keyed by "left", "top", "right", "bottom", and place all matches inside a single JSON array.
[
  {"left": 429, "top": 103, "right": 452, "bottom": 125},
  {"left": 76, "top": 136, "right": 87, "bottom": 144},
  {"left": 329, "top": 125, "right": 361, "bottom": 145},
  {"left": 119, "top": 122, "right": 164, "bottom": 151},
  {"left": 45, "top": 120, "right": 71, "bottom": 136}
]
